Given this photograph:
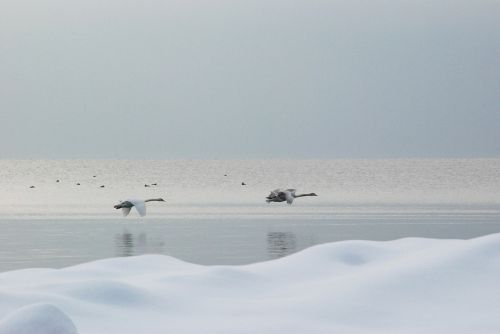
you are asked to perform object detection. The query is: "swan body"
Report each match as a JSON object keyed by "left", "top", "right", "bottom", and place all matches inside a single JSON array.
[
  {"left": 114, "top": 198, "right": 165, "bottom": 217},
  {"left": 266, "top": 189, "right": 317, "bottom": 205}
]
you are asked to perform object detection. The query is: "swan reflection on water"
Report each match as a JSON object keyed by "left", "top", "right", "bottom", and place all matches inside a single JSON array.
[
  {"left": 114, "top": 231, "right": 151, "bottom": 257},
  {"left": 114, "top": 231, "right": 135, "bottom": 257},
  {"left": 267, "top": 231, "right": 297, "bottom": 260}
]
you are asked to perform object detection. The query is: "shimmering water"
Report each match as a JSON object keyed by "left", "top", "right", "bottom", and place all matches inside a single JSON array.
[{"left": 0, "top": 159, "right": 499, "bottom": 271}]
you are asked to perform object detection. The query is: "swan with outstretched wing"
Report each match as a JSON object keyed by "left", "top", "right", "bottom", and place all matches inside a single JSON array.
[
  {"left": 114, "top": 198, "right": 165, "bottom": 217},
  {"left": 266, "top": 189, "right": 317, "bottom": 205}
]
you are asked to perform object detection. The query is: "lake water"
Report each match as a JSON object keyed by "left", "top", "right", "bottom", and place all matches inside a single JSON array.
[{"left": 0, "top": 159, "right": 499, "bottom": 272}]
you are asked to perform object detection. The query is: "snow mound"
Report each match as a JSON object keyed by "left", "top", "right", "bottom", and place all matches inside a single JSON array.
[
  {"left": 1, "top": 234, "right": 500, "bottom": 333},
  {"left": 0, "top": 304, "right": 78, "bottom": 334}
]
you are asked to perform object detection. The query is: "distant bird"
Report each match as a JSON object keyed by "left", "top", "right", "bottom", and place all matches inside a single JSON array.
[
  {"left": 29, "top": 185, "right": 35, "bottom": 189},
  {"left": 144, "top": 184, "right": 150, "bottom": 187},
  {"left": 76, "top": 183, "right": 81, "bottom": 186},
  {"left": 56, "top": 180, "right": 60, "bottom": 183},
  {"left": 241, "top": 182, "right": 246, "bottom": 186},
  {"left": 93, "top": 175, "right": 97, "bottom": 178},
  {"left": 100, "top": 185, "right": 105, "bottom": 188},
  {"left": 114, "top": 198, "right": 165, "bottom": 217},
  {"left": 266, "top": 189, "right": 317, "bottom": 205},
  {"left": 151, "top": 183, "right": 158, "bottom": 186}
]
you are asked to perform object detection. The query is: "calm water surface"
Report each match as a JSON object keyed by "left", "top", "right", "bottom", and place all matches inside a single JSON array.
[{"left": 0, "top": 159, "right": 499, "bottom": 272}]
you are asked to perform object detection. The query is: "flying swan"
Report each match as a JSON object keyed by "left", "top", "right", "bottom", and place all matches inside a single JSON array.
[
  {"left": 114, "top": 198, "right": 165, "bottom": 217},
  {"left": 266, "top": 189, "right": 317, "bottom": 205}
]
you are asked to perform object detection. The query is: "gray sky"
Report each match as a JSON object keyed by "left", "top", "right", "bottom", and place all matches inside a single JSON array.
[{"left": 1, "top": 0, "right": 499, "bottom": 159}]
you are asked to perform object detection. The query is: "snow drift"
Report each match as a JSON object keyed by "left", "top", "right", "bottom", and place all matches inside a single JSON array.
[{"left": 1, "top": 234, "right": 500, "bottom": 334}]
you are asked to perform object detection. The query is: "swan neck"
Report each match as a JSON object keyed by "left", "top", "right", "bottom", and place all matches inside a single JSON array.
[
  {"left": 145, "top": 198, "right": 162, "bottom": 202},
  {"left": 295, "top": 193, "right": 314, "bottom": 197}
]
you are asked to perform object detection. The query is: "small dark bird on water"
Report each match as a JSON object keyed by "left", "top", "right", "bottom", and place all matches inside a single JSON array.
[
  {"left": 76, "top": 183, "right": 80, "bottom": 186},
  {"left": 144, "top": 184, "right": 150, "bottom": 187},
  {"left": 100, "top": 185, "right": 105, "bottom": 188},
  {"left": 29, "top": 186, "right": 35, "bottom": 188},
  {"left": 241, "top": 182, "right": 246, "bottom": 186},
  {"left": 151, "top": 183, "right": 158, "bottom": 186},
  {"left": 56, "top": 180, "right": 60, "bottom": 183}
]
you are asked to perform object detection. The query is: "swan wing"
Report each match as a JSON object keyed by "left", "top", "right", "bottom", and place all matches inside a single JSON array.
[
  {"left": 271, "top": 189, "right": 280, "bottom": 195},
  {"left": 134, "top": 201, "right": 146, "bottom": 216},
  {"left": 126, "top": 198, "right": 147, "bottom": 217},
  {"left": 270, "top": 188, "right": 284, "bottom": 197},
  {"left": 266, "top": 189, "right": 280, "bottom": 199},
  {"left": 284, "top": 191, "right": 294, "bottom": 204},
  {"left": 121, "top": 207, "right": 132, "bottom": 217}
]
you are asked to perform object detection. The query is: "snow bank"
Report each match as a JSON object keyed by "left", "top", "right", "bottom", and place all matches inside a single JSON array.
[
  {"left": 0, "top": 304, "right": 77, "bottom": 334},
  {"left": 1, "top": 235, "right": 500, "bottom": 334}
]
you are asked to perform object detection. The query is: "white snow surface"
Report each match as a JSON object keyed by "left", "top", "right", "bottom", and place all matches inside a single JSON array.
[
  {"left": 1, "top": 234, "right": 500, "bottom": 334},
  {"left": 0, "top": 304, "right": 77, "bottom": 334}
]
